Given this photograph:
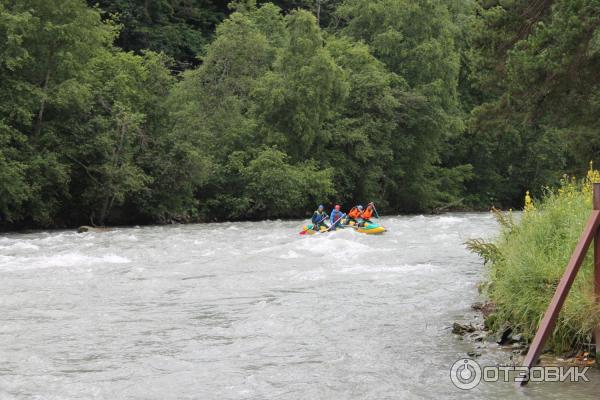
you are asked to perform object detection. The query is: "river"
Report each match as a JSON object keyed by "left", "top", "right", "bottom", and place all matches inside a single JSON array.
[{"left": 0, "top": 213, "right": 598, "bottom": 399}]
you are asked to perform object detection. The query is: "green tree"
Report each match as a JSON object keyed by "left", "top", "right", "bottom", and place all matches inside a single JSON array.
[
  {"left": 90, "top": 0, "right": 229, "bottom": 69},
  {"left": 462, "top": 0, "right": 600, "bottom": 208},
  {"left": 241, "top": 147, "right": 334, "bottom": 217},
  {"left": 169, "top": 6, "right": 280, "bottom": 219},
  {"left": 0, "top": 0, "right": 114, "bottom": 226},
  {"left": 253, "top": 9, "right": 347, "bottom": 160},
  {"left": 324, "top": 36, "right": 397, "bottom": 206},
  {"left": 0, "top": 4, "right": 34, "bottom": 223},
  {"left": 66, "top": 51, "right": 177, "bottom": 225},
  {"left": 0, "top": 0, "right": 201, "bottom": 227},
  {"left": 337, "top": 0, "right": 466, "bottom": 211},
  {"left": 171, "top": 5, "right": 341, "bottom": 219},
  {"left": 261, "top": 0, "right": 343, "bottom": 28}
]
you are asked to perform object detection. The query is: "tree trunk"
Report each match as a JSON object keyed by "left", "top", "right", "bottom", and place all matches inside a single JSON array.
[
  {"left": 98, "top": 119, "right": 129, "bottom": 225},
  {"left": 316, "top": 0, "right": 321, "bottom": 26},
  {"left": 98, "top": 195, "right": 111, "bottom": 226},
  {"left": 34, "top": 48, "right": 54, "bottom": 137}
]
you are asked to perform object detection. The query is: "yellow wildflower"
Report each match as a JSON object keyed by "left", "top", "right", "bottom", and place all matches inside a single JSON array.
[
  {"left": 524, "top": 190, "right": 535, "bottom": 212},
  {"left": 587, "top": 161, "right": 600, "bottom": 184}
]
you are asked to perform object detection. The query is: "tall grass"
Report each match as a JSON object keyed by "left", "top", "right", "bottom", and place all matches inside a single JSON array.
[{"left": 469, "top": 166, "right": 600, "bottom": 354}]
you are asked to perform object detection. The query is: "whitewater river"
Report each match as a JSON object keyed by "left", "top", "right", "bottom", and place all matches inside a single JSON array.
[{"left": 1, "top": 213, "right": 598, "bottom": 399}]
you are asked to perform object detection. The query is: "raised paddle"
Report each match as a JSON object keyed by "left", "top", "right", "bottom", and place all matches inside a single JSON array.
[
  {"left": 372, "top": 204, "right": 380, "bottom": 219},
  {"left": 322, "top": 213, "right": 346, "bottom": 233}
]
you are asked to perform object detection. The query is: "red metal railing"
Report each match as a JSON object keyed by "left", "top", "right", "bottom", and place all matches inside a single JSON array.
[{"left": 519, "top": 182, "right": 600, "bottom": 385}]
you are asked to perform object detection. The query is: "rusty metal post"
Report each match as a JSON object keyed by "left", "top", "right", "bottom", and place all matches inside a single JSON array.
[{"left": 594, "top": 183, "right": 600, "bottom": 364}]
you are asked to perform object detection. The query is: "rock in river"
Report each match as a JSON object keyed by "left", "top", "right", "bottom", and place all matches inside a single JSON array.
[
  {"left": 452, "top": 322, "right": 477, "bottom": 335},
  {"left": 77, "top": 225, "right": 111, "bottom": 233}
]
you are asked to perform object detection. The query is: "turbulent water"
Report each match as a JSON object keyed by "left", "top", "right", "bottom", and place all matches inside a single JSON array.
[{"left": 1, "top": 214, "right": 598, "bottom": 399}]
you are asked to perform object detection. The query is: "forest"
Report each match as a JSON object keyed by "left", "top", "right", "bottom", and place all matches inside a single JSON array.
[{"left": 1, "top": 0, "right": 599, "bottom": 228}]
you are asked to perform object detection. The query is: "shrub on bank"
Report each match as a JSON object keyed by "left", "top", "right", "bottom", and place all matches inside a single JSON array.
[{"left": 468, "top": 163, "right": 600, "bottom": 354}]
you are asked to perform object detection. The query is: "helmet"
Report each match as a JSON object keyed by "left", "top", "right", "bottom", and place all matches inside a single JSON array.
[
  {"left": 357, "top": 205, "right": 363, "bottom": 211},
  {"left": 318, "top": 204, "right": 324, "bottom": 210},
  {"left": 335, "top": 204, "right": 341, "bottom": 211}
]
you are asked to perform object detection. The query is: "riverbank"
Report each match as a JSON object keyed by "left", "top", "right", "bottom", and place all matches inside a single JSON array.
[
  {"left": 467, "top": 169, "right": 600, "bottom": 358},
  {"left": 454, "top": 300, "right": 597, "bottom": 367}
]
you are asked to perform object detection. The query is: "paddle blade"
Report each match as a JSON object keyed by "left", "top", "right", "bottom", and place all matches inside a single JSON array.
[{"left": 299, "top": 230, "right": 306, "bottom": 235}]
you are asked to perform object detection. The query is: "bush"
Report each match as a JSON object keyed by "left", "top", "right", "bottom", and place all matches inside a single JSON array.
[{"left": 468, "top": 164, "right": 600, "bottom": 354}]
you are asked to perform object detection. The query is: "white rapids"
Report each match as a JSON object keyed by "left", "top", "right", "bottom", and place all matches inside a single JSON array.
[{"left": 0, "top": 213, "right": 598, "bottom": 399}]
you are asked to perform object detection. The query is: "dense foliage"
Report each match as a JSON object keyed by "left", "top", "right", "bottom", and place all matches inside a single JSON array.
[
  {"left": 0, "top": 0, "right": 599, "bottom": 228},
  {"left": 463, "top": 0, "right": 600, "bottom": 207},
  {"left": 88, "top": 0, "right": 229, "bottom": 70}
]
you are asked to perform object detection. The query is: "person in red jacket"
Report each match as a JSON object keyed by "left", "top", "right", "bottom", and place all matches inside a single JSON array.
[{"left": 329, "top": 204, "right": 346, "bottom": 230}]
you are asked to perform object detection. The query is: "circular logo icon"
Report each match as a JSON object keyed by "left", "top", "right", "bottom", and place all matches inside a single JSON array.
[{"left": 450, "top": 358, "right": 482, "bottom": 390}]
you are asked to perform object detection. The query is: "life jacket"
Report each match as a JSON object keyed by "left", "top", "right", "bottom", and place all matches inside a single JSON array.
[
  {"left": 361, "top": 207, "right": 374, "bottom": 220},
  {"left": 330, "top": 209, "right": 344, "bottom": 223},
  {"left": 348, "top": 207, "right": 361, "bottom": 219},
  {"left": 312, "top": 210, "right": 326, "bottom": 224}
]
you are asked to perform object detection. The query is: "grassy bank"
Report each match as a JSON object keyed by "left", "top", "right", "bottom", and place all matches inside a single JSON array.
[{"left": 468, "top": 164, "right": 600, "bottom": 355}]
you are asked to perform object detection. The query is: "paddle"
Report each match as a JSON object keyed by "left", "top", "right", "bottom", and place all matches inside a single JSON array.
[
  {"left": 372, "top": 204, "right": 381, "bottom": 219},
  {"left": 322, "top": 213, "right": 345, "bottom": 233},
  {"left": 299, "top": 214, "right": 329, "bottom": 235}
]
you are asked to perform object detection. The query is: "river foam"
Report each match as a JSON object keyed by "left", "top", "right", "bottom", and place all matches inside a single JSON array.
[{"left": 1, "top": 214, "right": 597, "bottom": 399}]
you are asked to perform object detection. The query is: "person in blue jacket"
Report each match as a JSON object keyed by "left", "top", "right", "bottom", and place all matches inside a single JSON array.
[
  {"left": 311, "top": 205, "right": 329, "bottom": 231},
  {"left": 329, "top": 204, "right": 346, "bottom": 230}
]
